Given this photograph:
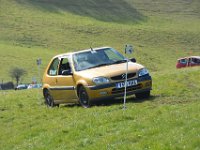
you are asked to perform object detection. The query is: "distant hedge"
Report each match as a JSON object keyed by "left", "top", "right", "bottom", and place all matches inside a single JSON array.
[{"left": 0, "top": 82, "right": 14, "bottom": 90}]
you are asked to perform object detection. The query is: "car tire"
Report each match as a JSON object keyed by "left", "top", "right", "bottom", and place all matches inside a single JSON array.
[
  {"left": 135, "top": 91, "right": 150, "bottom": 99},
  {"left": 44, "top": 90, "right": 58, "bottom": 107},
  {"left": 78, "top": 86, "right": 91, "bottom": 108}
]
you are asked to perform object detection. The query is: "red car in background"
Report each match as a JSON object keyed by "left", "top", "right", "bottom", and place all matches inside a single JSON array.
[{"left": 176, "top": 56, "right": 200, "bottom": 68}]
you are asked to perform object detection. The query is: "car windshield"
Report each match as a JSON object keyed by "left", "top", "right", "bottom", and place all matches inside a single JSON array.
[
  {"left": 180, "top": 59, "right": 187, "bottom": 64},
  {"left": 73, "top": 48, "right": 126, "bottom": 71}
]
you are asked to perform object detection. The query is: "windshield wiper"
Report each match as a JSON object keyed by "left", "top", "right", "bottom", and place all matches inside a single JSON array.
[{"left": 111, "top": 59, "right": 127, "bottom": 64}]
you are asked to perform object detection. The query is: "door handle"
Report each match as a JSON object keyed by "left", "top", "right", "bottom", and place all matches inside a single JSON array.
[{"left": 55, "top": 78, "right": 58, "bottom": 84}]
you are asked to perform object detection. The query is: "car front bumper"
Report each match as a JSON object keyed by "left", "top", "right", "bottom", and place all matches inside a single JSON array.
[{"left": 85, "top": 75, "right": 152, "bottom": 101}]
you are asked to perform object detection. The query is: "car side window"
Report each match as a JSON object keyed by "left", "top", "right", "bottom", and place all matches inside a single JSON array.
[
  {"left": 197, "top": 59, "right": 200, "bottom": 64},
  {"left": 58, "top": 58, "right": 71, "bottom": 75},
  {"left": 191, "top": 58, "right": 195, "bottom": 63},
  {"left": 192, "top": 58, "right": 200, "bottom": 64},
  {"left": 48, "top": 58, "right": 59, "bottom": 76}
]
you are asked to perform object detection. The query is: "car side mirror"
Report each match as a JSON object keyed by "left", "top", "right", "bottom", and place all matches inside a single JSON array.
[
  {"left": 130, "top": 58, "right": 136, "bottom": 63},
  {"left": 62, "top": 70, "right": 73, "bottom": 76}
]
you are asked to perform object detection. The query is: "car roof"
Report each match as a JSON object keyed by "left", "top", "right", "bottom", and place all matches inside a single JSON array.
[
  {"left": 177, "top": 56, "right": 200, "bottom": 60},
  {"left": 191, "top": 56, "right": 200, "bottom": 59},
  {"left": 53, "top": 46, "right": 111, "bottom": 59}
]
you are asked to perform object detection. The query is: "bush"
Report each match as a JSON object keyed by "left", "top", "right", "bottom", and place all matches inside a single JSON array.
[{"left": 0, "top": 82, "right": 14, "bottom": 90}]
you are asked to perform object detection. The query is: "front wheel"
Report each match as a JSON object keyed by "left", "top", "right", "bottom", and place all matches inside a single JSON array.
[
  {"left": 135, "top": 91, "right": 150, "bottom": 99},
  {"left": 78, "top": 86, "right": 91, "bottom": 108}
]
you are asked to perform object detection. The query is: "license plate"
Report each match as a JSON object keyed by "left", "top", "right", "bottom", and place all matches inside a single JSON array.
[{"left": 116, "top": 80, "right": 137, "bottom": 88}]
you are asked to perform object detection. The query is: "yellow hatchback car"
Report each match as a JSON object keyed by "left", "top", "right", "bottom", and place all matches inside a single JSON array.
[{"left": 42, "top": 47, "right": 152, "bottom": 108}]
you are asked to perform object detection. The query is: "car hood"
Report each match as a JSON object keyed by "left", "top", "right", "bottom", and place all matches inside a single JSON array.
[{"left": 74, "top": 62, "right": 144, "bottom": 79}]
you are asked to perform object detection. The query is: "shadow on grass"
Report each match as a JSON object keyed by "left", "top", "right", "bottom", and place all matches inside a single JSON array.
[
  {"left": 93, "top": 95, "right": 158, "bottom": 107},
  {"left": 60, "top": 95, "right": 159, "bottom": 108},
  {"left": 16, "top": 0, "right": 146, "bottom": 23},
  {"left": 132, "top": 95, "right": 159, "bottom": 103}
]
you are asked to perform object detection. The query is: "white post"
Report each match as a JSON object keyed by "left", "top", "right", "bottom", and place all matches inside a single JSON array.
[
  {"left": 36, "top": 58, "right": 42, "bottom": 103},
  {"left": 36, "top": 58, "right": 42, "bottom": 83},
  {"left": 37, "top": 65, "right": 41, "bottom": 83},
  {"left": 123, "top": 44, "right": 133, "bottom": 110},
  {"left": 123, "top": 58, "right": 128, "bottom": 110}
]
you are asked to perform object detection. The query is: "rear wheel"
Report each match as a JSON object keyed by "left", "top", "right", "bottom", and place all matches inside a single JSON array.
[
  {"left": 44, "top": 90, "right": 58, "bottom": 107},
  {"left": 135, "top": 91, "right": 150, "bottom": 99},
  {"left": 78, "top": 86, "right": 90, "bottom": 108}
]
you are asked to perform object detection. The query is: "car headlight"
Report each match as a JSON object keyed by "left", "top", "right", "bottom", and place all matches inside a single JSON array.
[
  {"left": 138, "top": 68, "right": 149, "bottom": 77},
  {"left": 93, "top": 77, "right": 110, "bottom": 85}
]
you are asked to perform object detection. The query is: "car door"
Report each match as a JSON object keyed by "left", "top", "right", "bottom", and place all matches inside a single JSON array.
[
  {"left": 46, "top": 57, "right": 61, "bottom": 100},
  {"left": 55, "top": 57, "right": 77, "bottom": 103}
]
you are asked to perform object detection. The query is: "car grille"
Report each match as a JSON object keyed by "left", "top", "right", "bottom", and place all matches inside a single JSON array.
[
  {"left": 111, "top": 73, "right": 136, "bottom": 81},
  {"left": 112, "top": 84, "right": 142, "bottom": 94}
]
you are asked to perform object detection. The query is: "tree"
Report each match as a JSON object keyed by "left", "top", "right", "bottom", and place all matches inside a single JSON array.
[{"left": 9, "top": 67, "right": 27, "bottom": 86}]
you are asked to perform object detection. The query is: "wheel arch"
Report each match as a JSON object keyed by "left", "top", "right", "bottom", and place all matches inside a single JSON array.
[
  {"left": 42, "top": 83, "right": 50, "bottom": 97},
  {"left": 76, "top": 80, "right": 89, "bottom": 97},
  {"left": 43, "top": 88, "right": 49, "bottom": 97},
  {"left": 76, "top": 84, "right": 83, "bottom": 97}
]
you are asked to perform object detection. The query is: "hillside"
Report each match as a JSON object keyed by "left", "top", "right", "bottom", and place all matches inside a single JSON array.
[
  {"left": 0, "top": 0, "right": 200, "bottom": 82},
  {"left": 0, "top": 0, "right": 200, "bottom": 149}
]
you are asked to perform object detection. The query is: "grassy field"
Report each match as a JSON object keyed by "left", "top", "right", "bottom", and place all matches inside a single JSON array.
[
  {"left": 0, "top": 0, "right": 200, "bottom": 149},
  {"left": 0, "top": 68, "right": 200, "bottom": 150}
]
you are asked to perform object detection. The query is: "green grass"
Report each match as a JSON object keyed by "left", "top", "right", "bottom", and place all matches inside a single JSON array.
[
  {"left": 0, "top": 68, "right": 200, "bottom": 150},
  {"left": 0, "top": 0, "right": 200, "bottom": 149}
]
